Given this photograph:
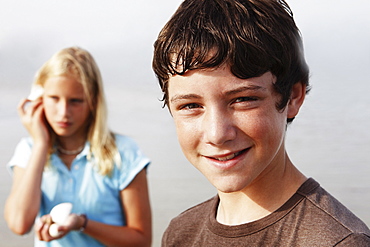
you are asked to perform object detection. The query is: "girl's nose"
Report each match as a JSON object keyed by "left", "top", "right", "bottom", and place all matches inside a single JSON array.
[{"left": 58, "top": 100, "right": 70, "bottom": 117}]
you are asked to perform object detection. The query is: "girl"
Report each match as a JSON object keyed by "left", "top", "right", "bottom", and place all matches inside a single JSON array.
[{"left": 4, "top": 47, "right": 152, "bottom": 246}]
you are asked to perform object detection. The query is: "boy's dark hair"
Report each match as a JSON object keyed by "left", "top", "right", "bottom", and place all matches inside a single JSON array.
[{"left": 152, "top": 0, "right": 310, "bottom": 122}]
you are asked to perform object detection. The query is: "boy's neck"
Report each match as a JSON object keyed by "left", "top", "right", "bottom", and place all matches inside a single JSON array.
[{"left": 216, "top": 158, "right": 306, "bottom": 226}]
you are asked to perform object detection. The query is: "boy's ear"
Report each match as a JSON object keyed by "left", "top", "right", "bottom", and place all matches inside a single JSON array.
[{"left": 287, "top": 82, "right": 306, "bottom": 119}]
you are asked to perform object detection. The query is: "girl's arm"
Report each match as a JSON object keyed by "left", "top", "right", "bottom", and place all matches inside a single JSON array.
[
  {"left": 85, "top": 169, "right": 152, "bottom": 246},
  {"left": 5, "top": 150, "right": 47, "bottom": 234},
  {"left": 36, "top": 169, "right": 152, "bottom": 247},
  {"left": 4, "top": 98, "right": 50, "bottom": 234}
]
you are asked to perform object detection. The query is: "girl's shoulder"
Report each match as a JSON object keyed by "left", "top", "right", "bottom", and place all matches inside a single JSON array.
[
  {"left": 112, "top": 133, "right": 149, "bottom": 166},
  {"left": 7, "top": 137, "right": 35, "bottom": 171},
  {"left": 15, "top": 137, "right": 34, "bottom": 150},
  {"left": 113, "top": 133, "right": 141, "bottom": 151}
]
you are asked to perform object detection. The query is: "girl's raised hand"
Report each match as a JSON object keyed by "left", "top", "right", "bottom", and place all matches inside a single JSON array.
[{"left": 17, "top": 98, "right": 50, "bottom": 144}]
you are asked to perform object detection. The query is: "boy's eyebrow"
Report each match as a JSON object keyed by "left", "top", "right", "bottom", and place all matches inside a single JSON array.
[
  {"left": 225, "top": 85, "right": 267, "bottom": 96},
  {"left": 170, "top": 85, "right": 266, "bottom": 103},
  {"left": 170, "top": 94, "right": 201, "bottom": 103}
]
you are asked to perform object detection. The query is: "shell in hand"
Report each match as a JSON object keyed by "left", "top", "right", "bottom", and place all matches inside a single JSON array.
[
  {"left": 49, "top": 202, "right": 73, "bottom": 225},
  {"left": 27, "top": 84, "right": 44, "bottom": 101},
  {"left": 49, "top": 223, "right": 64, "bottom": 238}
]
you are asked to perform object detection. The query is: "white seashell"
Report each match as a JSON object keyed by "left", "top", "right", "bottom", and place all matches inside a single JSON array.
[
  {"left": 49, "top": 223, "right": 64, "bottom": 238},
  {"left": 27, "top": 84, "right": 44, "bottom": 101},
  {"left": 49, "top": 202, "right": 73, "bottom": 225}
]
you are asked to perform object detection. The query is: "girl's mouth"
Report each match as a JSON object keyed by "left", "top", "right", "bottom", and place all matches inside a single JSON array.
[{"left": 56, "top": 121, "right": 71, "bottom": 128}]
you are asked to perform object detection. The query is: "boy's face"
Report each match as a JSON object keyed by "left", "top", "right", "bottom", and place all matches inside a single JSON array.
[{"left": 168, "top": 65, "right": 302, "bottom": 193}]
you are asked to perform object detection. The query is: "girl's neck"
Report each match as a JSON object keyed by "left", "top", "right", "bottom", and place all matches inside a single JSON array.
[
  {"left": 56, "top": 136, "right": 87, "bottom": 152},
  {"left": 57, "top": 144, "right": 85, "bottom": 155},
  {"left": 56, "top": 136, "right": 87, "bottom": 169}
]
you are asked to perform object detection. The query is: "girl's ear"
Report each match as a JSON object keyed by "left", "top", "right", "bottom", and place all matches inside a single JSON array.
[{"left": 287, "top": 82, "right": 306, "bottom": 119}]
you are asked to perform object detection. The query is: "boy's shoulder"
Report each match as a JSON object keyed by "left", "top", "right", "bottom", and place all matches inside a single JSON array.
[
  {"left": 297, "top": 178, "right": 370, "bottom": 236},
  {"left": 162, "top": 179, "right": 370, "bottom": 246},
  {"left": 277, "top": 178, "right": 370, "bottom": 245},
  {"left": 169, "top": 196, "right": 217, "bottom": 227},
  {"left": 163, "top": 196, "right": 217, "bottom": 241}
]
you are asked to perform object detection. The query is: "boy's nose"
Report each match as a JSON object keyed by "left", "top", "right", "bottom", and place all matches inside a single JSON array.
[{"left": 202, "top": 108, "right": 236, "bottom": 146}]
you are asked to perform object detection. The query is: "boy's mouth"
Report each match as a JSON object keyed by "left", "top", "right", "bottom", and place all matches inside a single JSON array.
[{"left": 209, "top": 149, "right": 247, "bottom": 161}]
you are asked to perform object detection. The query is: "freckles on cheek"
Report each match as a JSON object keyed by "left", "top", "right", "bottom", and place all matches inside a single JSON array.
[
  {"left": 260, "top": 118, "right": 286, "bottom": 146},
  {"left": 175, "top": 120, "right": 196, "bottom": 146},
  {"left": 247, "top": 117, "right": 281, "bottom": 145},
  {"left": 245, "top": 117, "right": 266, "bottom": 137}
]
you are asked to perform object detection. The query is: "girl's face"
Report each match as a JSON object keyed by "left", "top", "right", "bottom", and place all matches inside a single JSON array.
[{"left": 42, "top": 76, "right": 91, "bottom": 141}]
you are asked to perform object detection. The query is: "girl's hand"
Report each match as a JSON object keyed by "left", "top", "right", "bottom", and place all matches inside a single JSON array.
[
  {"left": 35, "top": 214, "right": 84, "bottom": 242},
  {"left": 58, "top": 213, "right": 86, "bottom": 232},
  {"left": 35, "top": 214, "right": 62, "bottom": 242},
  {"left": 17, "top": 98, "right": 50, "bottom": 144}
]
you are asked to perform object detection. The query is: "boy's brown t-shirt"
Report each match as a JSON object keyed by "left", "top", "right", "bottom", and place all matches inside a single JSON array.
[{"left": 162, "top": 178, "right": 370, "bottom": 246}]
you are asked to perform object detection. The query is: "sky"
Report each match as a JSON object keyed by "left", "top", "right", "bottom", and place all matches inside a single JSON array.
[
  {"left": 0, "top": 0, "right": 183, "bottom": 90},
  {"left": 1, "top": 0, "right": 369, "bottom": 92}
]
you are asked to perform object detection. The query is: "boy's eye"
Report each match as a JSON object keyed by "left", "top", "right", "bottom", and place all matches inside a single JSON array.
[
  {"left": 180, "top": 103, "right": 201, "bottom": 110},
  {"left": 234, "top": 96, "right": 258, "bottom": 103}
]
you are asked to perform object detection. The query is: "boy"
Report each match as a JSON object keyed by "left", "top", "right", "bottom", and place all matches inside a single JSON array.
[{"left": 152, "top": 0, "right": 370, "bottom": 246}]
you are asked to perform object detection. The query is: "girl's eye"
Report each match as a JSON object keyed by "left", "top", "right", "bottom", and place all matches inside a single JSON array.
[{"left": 70, "top": 99, "right": 84, "bottom": 104}]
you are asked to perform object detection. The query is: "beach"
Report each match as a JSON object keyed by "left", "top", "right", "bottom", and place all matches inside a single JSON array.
[{"left": 1, "top": 78, "right": 370, "bottom": 246}]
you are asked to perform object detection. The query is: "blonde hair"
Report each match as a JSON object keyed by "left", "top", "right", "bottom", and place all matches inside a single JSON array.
[{"left": 34, "top": 47, "right": 120, "bottom": 176}]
